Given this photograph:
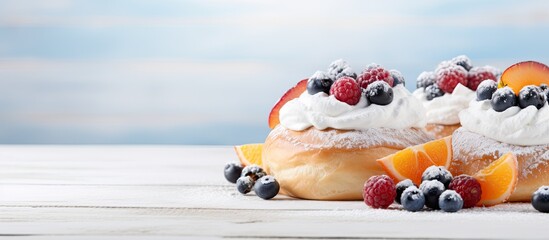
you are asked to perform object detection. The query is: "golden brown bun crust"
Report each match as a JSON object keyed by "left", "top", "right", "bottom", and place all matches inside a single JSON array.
[
  {"left": 262, "top": 126, "right": 432, "bottom": 200},
  {"left": 451, "top": 128, "right": 549, "bottom": 202},
  {"left": 425, "top": 123, "right": 461, "bottom": 139}
]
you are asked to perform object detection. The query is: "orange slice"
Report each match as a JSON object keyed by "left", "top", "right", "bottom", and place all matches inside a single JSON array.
[
  {"left": 234, "top": 143, "right": 263, "bottom": 167},
  {"left": 473, "top": 152, "right": 518, "bottom": 206},
  {"left": 377, "top": 136, "right": 452, "bottom": 185}
]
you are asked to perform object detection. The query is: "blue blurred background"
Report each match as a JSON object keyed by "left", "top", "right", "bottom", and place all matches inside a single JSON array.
[{"left": 1, "top": 0, "right": 548, "bottom": 144}]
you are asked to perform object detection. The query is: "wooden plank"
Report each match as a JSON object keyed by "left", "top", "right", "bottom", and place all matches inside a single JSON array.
[
  {"left": 0, "top": 146, "right": 233, "bottom": 186},
  {"left": 0, "top": 205, "right": 546, "bottom": 239},
  {"left": 0, "top": 146, "right": 546, "bottom": 239}
]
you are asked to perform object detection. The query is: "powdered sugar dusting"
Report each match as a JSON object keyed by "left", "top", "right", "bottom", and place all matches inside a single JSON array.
[
  {"left": 268, "top": 125, "right": 432, "bottom": 151},
  {"left": 452, "top": 128, "right": 549, "bottom": 177}
]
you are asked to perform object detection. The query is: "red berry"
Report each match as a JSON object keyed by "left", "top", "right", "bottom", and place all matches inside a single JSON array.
[
  {"left": 467, "top": 67, "right": 497, "bottom": 91},
  {"left": 449, "top": 175, "right": 482, "bottom": 208},
  {"left": 330, "top": 77, "right": 362, "bottom": 105},
  {"left": 357, "top": 64, "right": 394, "bottom": 90},
  {"left": 363, "top": 175, "right": 396, "bottom": 209},
  {"left": 436, "top": 64, "right": 468, "bottom": 93}
]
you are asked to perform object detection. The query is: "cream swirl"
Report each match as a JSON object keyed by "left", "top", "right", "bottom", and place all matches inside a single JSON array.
[
  {"left": 459, "top": 96, "right": 549, "bottom": 146},
  {"left": 279, "top": 85, "right": 427, "bottom": 131},
  {"left": 413, "top": 84, "right": 475, "bottom": 125}
]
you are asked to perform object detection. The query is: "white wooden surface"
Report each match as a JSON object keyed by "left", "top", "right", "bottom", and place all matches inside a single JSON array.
[{"left": 0, "top": 146, "right": 547, "bottom": 239}]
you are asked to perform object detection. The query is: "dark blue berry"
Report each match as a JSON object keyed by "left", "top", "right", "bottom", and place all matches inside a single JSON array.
[
  {"left": 532, "top": 186, "right": 549, "bottom": 213},
  {"left": 416, "top": 71, "right": 436, "bottom": 89},
  {"left": 307, "top": 71, "right": 333, "bottom": 95},
  {"left": 439, "top": 190, "right": 463, "bottom": 212},
  {"left": 518, "top": 85, "right": 545, "bottom": 109},
  {"left": 254, "top": 175, "right": 280, "bottom": 200},
  {"left": 335, "top": 67, "right": 357, "bottom": 80},
  {"left": 421, "top": 166, "right": 453, "bottom": 189},
  {"left": 395, "top": 179, "right": 415, "bottom": 204},
  {"left": 236, "top": 176, "right": 254, "bottom": 194},
  {"left": 491, "top": 87, "right": 517, "bottom": 112},
  {"left": 328, "top": 59, "right": 349, "bottom": 74},
  {"left": 241, "top": 165, "right": 266, "bottom": 181},
  {"left": 390, "top": 69, "right": 405, "bottom": 86},
  {"left": 419, "top": 180, "right": 445, "bottom": 209},
  {"left": 451, "top": 55, "right": 473, "bottom": 71},
  {"left": 401, "top": 186, "right": 425, "bottom": 212},
  {"left": 366, "top": 81, "right": 393, "bottom": 105},
  {"left": 425, "top": 84, "right": 444, "bottom": 100},
  {"left": 224, "top": 163, "right": 243, "bottom": 184},
  {"left": 476, "top": 80, "right": 498, "bottom": 101},
  {"left": 540, "top": 84, "right": 548, "bottom": 92}
]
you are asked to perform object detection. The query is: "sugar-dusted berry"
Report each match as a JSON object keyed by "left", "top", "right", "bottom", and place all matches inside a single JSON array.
[{"left": 363, "top": 175, "right": 396, "bottom": 209}]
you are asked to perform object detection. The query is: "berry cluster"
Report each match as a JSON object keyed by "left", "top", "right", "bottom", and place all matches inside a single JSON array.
[
  {"left": 307, "top": 60, "right": 405, "bottom": 106},
  {"left": 476, "top": 81, "right": 548, "bottom": 112},
  {"left": 417, "top": 55, "right": 499, "bottom": 101},
  {"left": 363, "top": 166, "right": 482, "bottom": 212},
  {"left": 224, "top": 163, "right": 280, "bottom": 200}
]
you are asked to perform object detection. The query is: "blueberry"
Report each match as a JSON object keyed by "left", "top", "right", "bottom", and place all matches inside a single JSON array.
[
  {"left": 425, "top": 84, "right": 444, "bottom": 100},
  {"left": 224, "top": 163, "right": 243, "bottom": 184},
  {"left": 416, "top": 71, "right": 436, "bottom": 89},
  {"left": 335, "top": 67, "right": 357, "bottom": 80},
  {"left": 421, "top": 166, "right": 453, "bottom": 189},
  {"left": 236, "top": 176, "right": 254, "bottom": 194},
  {"left": 491, "top": 87, "right": 517, "bottom": 112},
  {"left": 419, "top": 180, "right": 445, "bottom": 209},
  {"left": 307, "top": 71, "right": 333, "bottom": 95},
  {"left": 366, "top": 81, "right": 393, "bottom": 105},
  {"left": 476, "top": 80, "right": 498, "bottom": 101},
  {"left": 439, "top": 190, "right": 463, "bottom": 212},
  {"left": 328, "top": 59, "right": 349, "bottom": 76},
  {"left": 532, "top": 186, "right": 549, "bottom": 213},
  {"left": 390, "top": 69, "right": 405, "bottom": 86},
  {"left": 451, "top": 55, "right": 473, "bottom": 71},
  {"left": 400, "top": 186, "right": 425, "bottom": 212},
  {"left": 518, "top": 85, "right": 546, "bottom": 109},
  {"left": 241, "top": 165, "right": 266, "bottom": 181},
  {"left": 540, "top": 84, "right": 548, "bottom": 92},
  {"left": 254, "top": 175, "right": 280, "bottom": 200},
  {"left": 395, "top": 179, "right": 415, "bottom": 204}
]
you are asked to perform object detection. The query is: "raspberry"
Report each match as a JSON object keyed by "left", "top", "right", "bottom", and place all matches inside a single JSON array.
[
  {"left": 436, "top": 64, "right": 468, "bottom": 93},
  {"left": 467, "top": 67, "right": 497, "bottom": 91},
  {"left": 448, "top": 175, "right": 482, "bottom": 208},
  {"left": 330, "top": 77, "right": 362, "bottom": 105},
  {"left": 357, "top": 64, "right": 394, "bottom": 89},
  {"left": 363, "top": 175, "right": 396, "bottom": 209}
]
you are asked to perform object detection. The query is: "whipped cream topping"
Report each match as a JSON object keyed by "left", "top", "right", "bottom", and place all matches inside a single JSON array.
[
  {"left": 413, "top": 84, "right": 475, "bottom": 125},
  {"left": 279, "top": 85, "right": 427, "bottom": 131},
  {"left": 459, "top": 98, "right": 549, "bottom": 146}
]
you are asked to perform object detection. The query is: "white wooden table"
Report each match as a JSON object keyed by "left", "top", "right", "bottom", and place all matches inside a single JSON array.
[{"left": 0, "top": 146, "right": 546, "bottom": 239}]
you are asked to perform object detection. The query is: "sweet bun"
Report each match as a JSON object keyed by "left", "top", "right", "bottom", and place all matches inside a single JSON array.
[
  {"left": 425, "top": 123, "right": 461, "bottom": 139},
  {"left": 450, "top": 128, "right": 549, "bottom": 202},
  {"left": 262, "top": 125, "right": 433, "bottom": 200}
]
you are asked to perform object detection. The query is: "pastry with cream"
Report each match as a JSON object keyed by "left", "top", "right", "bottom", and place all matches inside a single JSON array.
[
  {"left": 262, "top": 60, "right": 432, "bottom": 200},
  {"left": 451, "top": 61, "right": 549, "bottom": 202},
  {"left": 413, "top": 55, "right": 499, "bottom": 139}
]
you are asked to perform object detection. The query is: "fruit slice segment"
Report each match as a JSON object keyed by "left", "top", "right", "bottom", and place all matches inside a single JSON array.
[
  {"left": 500, "top": 61, "right": 549, "bottom": 94},
  {"left": 422, "top": 136, "right": 452, "bottom": 169},
  {"left": 268, "top": 79, "right": 308, "bottom": 129},
  {"left": 473, "top": 152, "right": 518, "bottom": 207},
  {"left": 377, "top": 136, "right": 452, "bottom": 185},
  {"left": 234, "top": 143, "right": 263, "bottom": 167}
]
